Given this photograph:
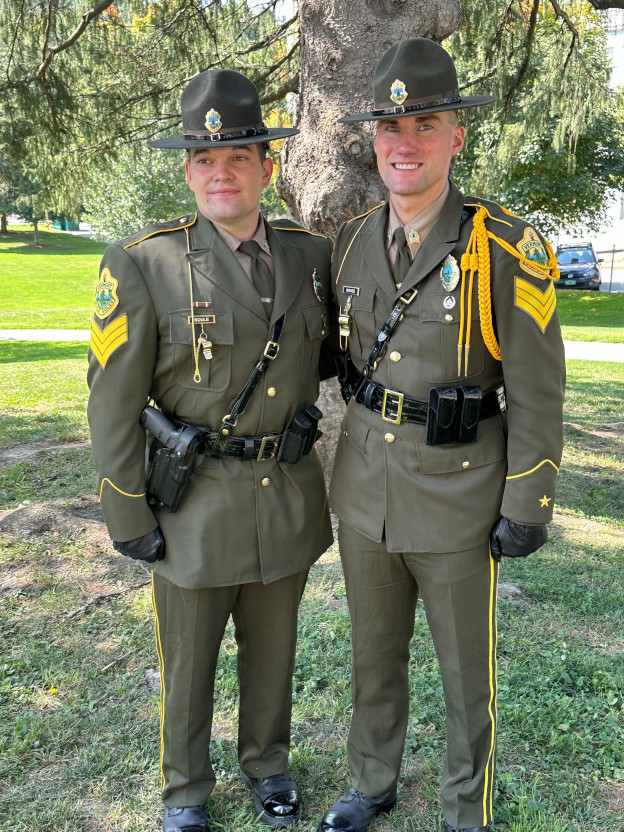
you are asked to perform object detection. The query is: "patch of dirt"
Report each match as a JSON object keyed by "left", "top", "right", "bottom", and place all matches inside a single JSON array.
[
  {"left": 0, "top": 438, "right": 90, "bottom": 466},
  {"left": 498, "top": 582, "right": 529, "bottom": 609},
  {"left": 0, "top": 494, "right": 106, "bottom": 542},
  {"left": 602, "top": 782, "right": 624, "bottom": 814}
]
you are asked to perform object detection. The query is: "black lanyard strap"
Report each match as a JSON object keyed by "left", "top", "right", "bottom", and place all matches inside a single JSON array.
[{"left": 219, "top": 314, "right": 286, "bottom": 437}]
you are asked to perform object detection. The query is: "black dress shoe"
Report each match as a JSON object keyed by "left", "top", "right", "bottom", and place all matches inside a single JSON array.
[
  {"left": 162, "top": 805, "right": 210, "bottom": 832},
  {"left": 443, "top": 822, "right": 491, "bottom": 832},
  {"left": 240, "top": 770, "right": 302, "bottom": 826},
  {"left": 317, "top": 788, "right": 397, "bottom": 832}
]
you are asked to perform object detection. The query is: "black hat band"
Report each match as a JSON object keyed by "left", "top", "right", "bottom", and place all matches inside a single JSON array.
[
  {"left": 371, "top": 94, "right": 462, "bottom": 117},
  {"left": 182, "top": 123, "right": 269, "bottom": 143}
]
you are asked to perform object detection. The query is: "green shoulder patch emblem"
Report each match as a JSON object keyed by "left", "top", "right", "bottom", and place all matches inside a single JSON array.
[
  {"left": 94, "top": 268, "right": 119, "bottom": 320},
  {"left": 516, "top": 228, "right": 548, "bottom": 278}
]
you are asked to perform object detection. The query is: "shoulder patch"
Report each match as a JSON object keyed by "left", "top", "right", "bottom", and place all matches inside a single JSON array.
[
  {"left": 514, "top": 275, "right": 556, "bottom": 333},
  {"left": 346, "top": 203, "right": 385, "bottom": 224},
  {"left": 123, "top": 213, "right": 197, "bottom": 250},
  {"left": 515, "top": 227, "right": 548, "bottom": 278},
  {"left": 90, "top": 314, "right": 128, "bottom": 368},
  {"left": 94, "top": 267, "right": 119, "bottom": 320}
]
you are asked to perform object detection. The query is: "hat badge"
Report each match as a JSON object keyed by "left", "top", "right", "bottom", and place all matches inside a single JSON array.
[
  {"left": 390, "top": 79, "right": 408, "bottom": 106},
  {"left": 205, "top": 108, "right": 222, "bottom": 133}
]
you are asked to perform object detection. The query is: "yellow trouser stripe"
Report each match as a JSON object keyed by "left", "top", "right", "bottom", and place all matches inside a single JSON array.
[
  {"left": 151, "top": 575, "right": 166, "bottom": 791},
  {"left": 514, "top": 277, "right": 556, "bottom": 332},
  {"left": 90, "top": 314, "right": 128, "bottom": 368},
  {"left": 482, "top": 554, "right": 499, "bottom": 825}
]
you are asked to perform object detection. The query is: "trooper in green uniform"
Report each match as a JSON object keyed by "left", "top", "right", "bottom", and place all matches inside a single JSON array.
[
  {"left": 318, "top": 39, "right": 566, "bottom": 832},
  {"left": 87, "top": 69, "right": 333, "bottom": 832}
]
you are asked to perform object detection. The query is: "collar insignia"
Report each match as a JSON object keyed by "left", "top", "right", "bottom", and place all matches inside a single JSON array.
[
  {"left": 390, "top": 79, "right": 408, "bottom": 106},
  {"left": 205, "top": 109, "right": 222, "bottom": 133},
  {"left": 387, "top": 227, "right": 393, "bottom": 244},
  {"left": 408, "top": 228, "right": 420, "bottom": 246},
  {"left": 440, "top": 254, "right": 460, "bottom": 292}
]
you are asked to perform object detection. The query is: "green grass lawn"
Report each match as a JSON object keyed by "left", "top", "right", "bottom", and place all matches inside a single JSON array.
[
  {"left": 0, "top": 225, "right": 106, "bottom": 329},
  {"left": 556, "top": 290, "right": 624, "bottom": 343},
  {"left": 1, "top": 225, "right": 623, "bottom": 341},
  {"left": 0, "top": 351, "right": 623, "bottom": 830}
]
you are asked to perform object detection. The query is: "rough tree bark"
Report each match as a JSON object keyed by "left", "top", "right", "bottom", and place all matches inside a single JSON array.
[{"left": 279, "top": 0, "right": 461, "bottom": 484}]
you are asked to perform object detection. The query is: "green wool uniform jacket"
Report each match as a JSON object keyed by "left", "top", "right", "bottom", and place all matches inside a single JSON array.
[
  {"left": 88, "top": 211, "right": 333, "bottom": 589},
  {"left": 329, "top": 182, "right": 566, "bottom": 553}
]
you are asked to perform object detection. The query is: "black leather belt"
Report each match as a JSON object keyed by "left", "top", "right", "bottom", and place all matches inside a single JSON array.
[
  {"left": 354, "top": 379, "right": 503, "bottom": 426},
  {"left": 198, "top": 430, "right": 283, "bottom": 462}
]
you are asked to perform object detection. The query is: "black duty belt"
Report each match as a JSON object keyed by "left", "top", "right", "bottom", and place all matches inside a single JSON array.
[
  {"left": 354, "top": 378, "right": 503, "bottom": 426},
  {"left": 199, "top": 430, "right": 283, "bottom": 462}
]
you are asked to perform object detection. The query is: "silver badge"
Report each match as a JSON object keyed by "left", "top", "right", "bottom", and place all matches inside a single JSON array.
[
  {"left": 440, "top": 254, "right": 460, "bottom": 292},
  {"left": 443, "top": 296, "right": 456, "bottom": 309}
]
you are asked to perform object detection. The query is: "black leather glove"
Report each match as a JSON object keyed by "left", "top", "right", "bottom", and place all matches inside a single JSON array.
[
  {"left": 113, "top": 527, "right": 165, "bottom": 563},
  {"left": 489, "top": 516, "right": 547, "bottom": 562}
]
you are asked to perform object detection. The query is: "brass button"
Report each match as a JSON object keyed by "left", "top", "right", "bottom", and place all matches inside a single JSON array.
[
  {"left": 261, "top": 477, "right": 271, "bottom": 486},
  {"left": 344, "top": 430, "right": 348, "bottom": 438},
  {"left": 445, "top": 314, "right": 454, "bottom": 322},
  {"left": 384, "top": 433, "right": 396, "bottom": 443},
  {"left": 267, "top": 387, "right": 277, "bottom": 397},
  {"left": 462, "top": 460, "right": 470, "bottom": 469},
  {"left": 390, "top": 351, "right": 402, "bottom": 362}
]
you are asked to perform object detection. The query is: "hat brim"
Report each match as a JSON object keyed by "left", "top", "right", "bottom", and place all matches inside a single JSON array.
[
  {"left": 150, "top": 127, "right": 299, "bottom": 149},
  {"left": 338, "top": 95, "right": 496, "bottom": 123}
]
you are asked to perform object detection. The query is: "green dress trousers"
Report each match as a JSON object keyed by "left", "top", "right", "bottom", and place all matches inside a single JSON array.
[
  {"left": 339, "top": 522, "right": 499, "bottom": 830},
  {"left": 152, "top": 570, "right": 307, "bottom": 807}
]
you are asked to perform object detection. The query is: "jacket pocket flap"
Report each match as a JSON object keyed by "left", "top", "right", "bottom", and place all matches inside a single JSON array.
[{"left": 169, "top": 310, "right": 234, "bottom": 345}]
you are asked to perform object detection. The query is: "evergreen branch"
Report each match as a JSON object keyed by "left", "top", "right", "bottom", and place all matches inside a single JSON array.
[
  {"left": 586, "top": 1, "right": 624, "bottom": 8},
  {"left": 0, "top": 0, "right": 111, "bottom": 93},
  {"left": 548, "top": 0, "right": 580, "bottom": 38},
  {"left": 459, "top": 68, "right": 497, "bottom": 91},
  {"left": 260, "top": 73, "right": 300, "bottom": 105},
  {"left": 502, "top": 0, "right": 540, "bottom": 117}
]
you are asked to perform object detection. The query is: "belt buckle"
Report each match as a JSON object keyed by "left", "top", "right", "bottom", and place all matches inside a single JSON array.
[
  {"left": 264, "top": 341, "right": 279, "bottom": 360},
  {"left": 257, "top": 433, "right": 279, "bottom": 461},
  {"left": 381, "top": 389, "right": 404, "bottom": 425}
]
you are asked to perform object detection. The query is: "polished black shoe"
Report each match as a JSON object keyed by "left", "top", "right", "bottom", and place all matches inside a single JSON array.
[
  {"left": 443, "top": 822, "right": 492, "bottom": 832},
  {"left": 162, "top": 805, "right": 210, "bottom": 832},
  {"left": 240, "top": 770, "right": 302, "bottom": 826},
  {"left": 317, "top": 788, "right": 397, "bottom": 832}
]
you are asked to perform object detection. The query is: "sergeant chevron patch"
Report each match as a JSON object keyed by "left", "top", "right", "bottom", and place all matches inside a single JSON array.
[
  {"left": 514, "top": 276, "right": 556, "bottom": 333},
  {"left": 90, "top": 314, "right": 128, "bottom": 368}
]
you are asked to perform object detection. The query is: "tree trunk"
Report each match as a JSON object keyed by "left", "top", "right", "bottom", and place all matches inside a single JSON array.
[
  {"left": 0, "top": 214, "right": 7, "bottom": 234},
  {"left": 280, "top": 0, "right": 460, "bottom": 486},
  {"left": 33, "top": 219, "right": 40, "bottom": 246}
]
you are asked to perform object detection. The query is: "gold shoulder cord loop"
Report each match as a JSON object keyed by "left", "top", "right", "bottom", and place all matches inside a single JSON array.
[
  {"left": 186, "top": 226, "right": 204, "bottom": 384},
  {"left": 457, "top": 207, "right": 559, "bottom": 377}
]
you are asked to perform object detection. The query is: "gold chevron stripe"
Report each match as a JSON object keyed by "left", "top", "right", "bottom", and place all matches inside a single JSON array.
[
  {"left": 90, "top": 314, "right": 128, "bottom": 368},
  {"left": 514, "top": 276, "right": 556, "bottom": 332}
]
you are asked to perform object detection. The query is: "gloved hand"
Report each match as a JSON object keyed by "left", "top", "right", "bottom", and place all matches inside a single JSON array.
[
  {"left": 113, "top": 527, "right": 165, "bottom": 563},
  {"left": 489, "top": 516, "right": 547, "bottom": 562}
]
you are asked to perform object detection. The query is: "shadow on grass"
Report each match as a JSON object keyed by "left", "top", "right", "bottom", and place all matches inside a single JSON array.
[{"left": 0, "top": 342, "right": 89, "bottom": 364}]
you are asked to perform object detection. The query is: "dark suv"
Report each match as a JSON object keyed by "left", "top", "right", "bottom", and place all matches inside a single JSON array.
[{"left": 556, "top": 242, "right": 602, "bottom": 290}]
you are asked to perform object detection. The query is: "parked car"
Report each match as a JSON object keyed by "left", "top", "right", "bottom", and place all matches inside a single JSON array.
[{"left": 556, "top": 242, "right": 602, "bottom": 290}]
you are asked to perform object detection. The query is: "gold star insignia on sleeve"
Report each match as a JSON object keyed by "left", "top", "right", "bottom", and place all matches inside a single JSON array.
[{"left": 539, "top": 494, "right": 552, "bottom": 508}]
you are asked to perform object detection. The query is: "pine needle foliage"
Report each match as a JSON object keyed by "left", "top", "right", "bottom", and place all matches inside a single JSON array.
[{"left": 450, "top": 1, "right": 623, "bottom": 232}]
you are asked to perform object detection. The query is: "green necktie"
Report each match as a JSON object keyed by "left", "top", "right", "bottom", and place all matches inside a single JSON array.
[
  {"left": 238, "top": 240, "right": 275, "bottom": 315},
  {"left": 392, "top": 226, "right": 412, "bottom": 286}
]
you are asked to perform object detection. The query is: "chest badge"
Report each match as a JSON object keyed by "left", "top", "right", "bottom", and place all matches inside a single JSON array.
[
  {"left": 443, "top": 295, "right": 456, "bottom": 310},
  {"left": 312, "top": 268, "right": 324, "bottom": 303},
  {"left": 440, "top": 254, "right": 460, "bottom": 292}
]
